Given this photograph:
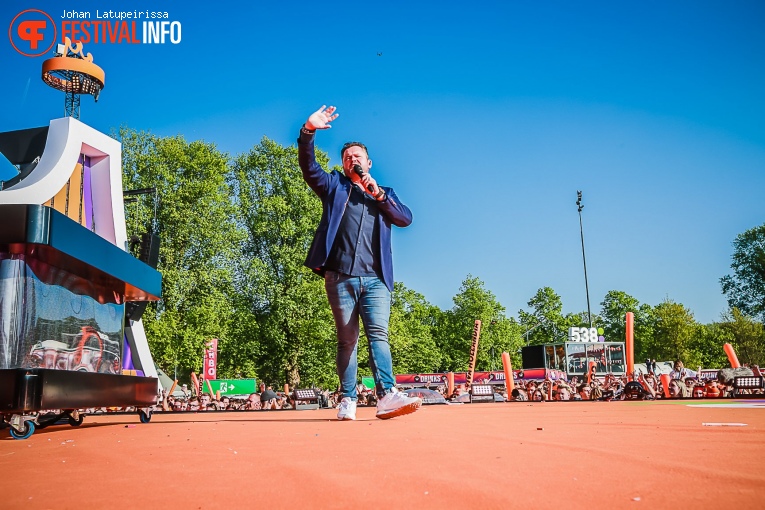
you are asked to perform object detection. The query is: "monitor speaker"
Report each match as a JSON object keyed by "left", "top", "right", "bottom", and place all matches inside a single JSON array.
[
  {"left": 125, "top": 233, "right": 159, "bottom": 322},
  {"left": 139, "top": 233, "right": 160, "bottom": 268},
  {"left": 522, "top": 345, "right": 546, "bottom": 369}
]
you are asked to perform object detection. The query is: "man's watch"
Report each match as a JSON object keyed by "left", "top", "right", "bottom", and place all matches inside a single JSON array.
[
  {"left": 374, "top": 188, "right": 386, "bottom": 201},
  {"left": 301, "top": 124, "right": 316, "bottom": 135}
]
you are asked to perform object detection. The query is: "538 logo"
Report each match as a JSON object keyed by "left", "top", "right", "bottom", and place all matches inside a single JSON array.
[{"left": 9, "top": 9, "right": 57, "bottom": 57}]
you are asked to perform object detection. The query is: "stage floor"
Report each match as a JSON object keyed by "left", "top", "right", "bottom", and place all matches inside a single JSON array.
[{"left": 2, "top": 400, "right": 764, "bottom": 509}]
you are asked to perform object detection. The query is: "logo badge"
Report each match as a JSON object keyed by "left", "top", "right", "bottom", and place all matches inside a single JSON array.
[{"left": 9, "top": 9, "right": 57, "bottom": 57}]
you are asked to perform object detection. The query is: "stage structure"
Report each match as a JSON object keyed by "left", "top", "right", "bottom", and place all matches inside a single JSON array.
[
  {"left": 41, "top": 37, "right": 104, "bottom": 119},
  {"left": 0, "top": 42, "right": 161, "bottom": 439}
]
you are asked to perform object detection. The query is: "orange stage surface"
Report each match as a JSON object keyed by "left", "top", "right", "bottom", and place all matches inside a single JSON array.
[{"left": 2, "top": 401, "right": 764, "bottom": 509}]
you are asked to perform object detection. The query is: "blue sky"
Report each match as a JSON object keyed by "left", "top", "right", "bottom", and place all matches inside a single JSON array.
[{"left": 2, "top": 1, "right": 764, "bottom": 325}]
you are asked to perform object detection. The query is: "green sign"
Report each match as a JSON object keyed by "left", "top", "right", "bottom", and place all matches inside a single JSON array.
[
  {"left": 361, "top": 377, "right": 375, "bottom": 389},
  {"left": 208, "top": 379, "right": 257, "bottom": 396}
]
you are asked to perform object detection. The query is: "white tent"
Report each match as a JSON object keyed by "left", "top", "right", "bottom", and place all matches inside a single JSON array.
[{"left": 156, "top": 367, "right": 186, "bottom": 397}]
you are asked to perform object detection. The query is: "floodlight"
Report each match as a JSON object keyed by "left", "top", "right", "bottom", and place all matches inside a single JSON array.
[
  {"left": 41, "top": 37, "right": 105, "bottom": 119},
  {"left": 732, "top": 376, "right": 764, "bottom": 397},
  {"left": 470, "top": 384, "right": 495, "bottom": 403},
  {"left": 293, "top": 388, "right": 320, "bottom": 410}
]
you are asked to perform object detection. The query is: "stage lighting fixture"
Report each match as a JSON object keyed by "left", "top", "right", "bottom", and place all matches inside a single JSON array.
[
  {"left": 293, "top": 388, "right": 320, "bottom": 410},
  {"left": 470, "top": 384, "right": 495, "bottom": 403},
  {"left": 732, "top": 376, "right": 764, "bottom": 397}
]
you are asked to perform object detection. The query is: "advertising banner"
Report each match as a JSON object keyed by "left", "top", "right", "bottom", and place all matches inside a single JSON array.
[
  {"left": 395, "top": 373, "right": 448, "bottom": 385},
  {"left": 203, "top": 338, "right": 218, "bottom": 380},
  {"left": 395, "top": 369, "right": 567, "bottom": 387}
]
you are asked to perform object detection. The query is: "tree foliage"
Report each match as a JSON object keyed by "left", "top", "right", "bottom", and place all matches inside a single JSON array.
[
  {"left": 599, "top": 290, "right": 655, "bottom": 361},
  {"left": 652, "top": 299, "right": 698, "bottom": 363},
  {"left": 721, "top": 223, "right": 765, "bottom": 321},
  {"left": 435, "top": 276, "right": 523, "bottom": 372},
  {"left": 232, "top": 137, "right": 336, "bottom": 388},
  {"left": 719, "top": 308, "right": 765, "bottom": 366},
  {"left": 120, "top": 127, "right": 241, "bottom": 378},
  {"left": 387, "top": 283, "right": 443, "bottom": 374},
  {"left": 518, "top": 287, "right": 581, "bottom": 345},
  {"left": 691, "top": 322, "right": 732, "bottom": 370}
]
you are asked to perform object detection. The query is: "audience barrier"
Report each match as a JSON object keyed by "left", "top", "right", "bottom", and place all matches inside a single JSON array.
[{"left": 58, "top": 365, "right": 763, "bottom": 417}]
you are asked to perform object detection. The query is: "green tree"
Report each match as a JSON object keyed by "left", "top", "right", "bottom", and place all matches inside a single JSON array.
[
  {"left": 232, "top": 137, "right": 336, "bottom": 388},
  {"left": 691, "top": 322, "right": 732, "bottom": 370},
  {"left": 518, "top": 287, "right": 573, "bottom": 345},
  {"left": 721, "top": 223, "right": 765, "bottom": 321},
  {"left": 436, "top": 275, "right": 523, "bottom": 372},
  {"left": 719, "top": 308, "right": 765, "bottom": 366},
  {"left": 599, "top": 290, "right": 655, "bottom": 361},
  {"left": 651, "top": 299, "right": 698, "bottom": 363},
  {"left": 120, "top": 128, "right": 242, "bottom": 380},
  {"left": 386, "top": 283, "right": 442, "bottom": 374}
]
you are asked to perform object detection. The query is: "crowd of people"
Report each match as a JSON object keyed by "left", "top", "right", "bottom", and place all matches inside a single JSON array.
[
  {"left": 509, "top": 372, "right": 722, "bottom": 401},
  {"left": 154, "top": 385, "right": 383, "bottom": 413},
  {"left": 75, "top": 361, "right": 763, "bottom": 416},
  {"left": 508, "top": 361, "right": 763, "bottom": 401}
]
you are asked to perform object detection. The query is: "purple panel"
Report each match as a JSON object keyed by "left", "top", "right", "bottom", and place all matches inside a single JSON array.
[
  {"left": 122, "top": 333, "right": 135, "bottom": 371},
  {"left": 82, "top": 155, "right": 94, "bottom": 230}
]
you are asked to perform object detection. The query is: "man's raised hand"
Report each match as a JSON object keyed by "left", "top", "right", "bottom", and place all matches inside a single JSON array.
[{"left": 306, "top": 105, "right": 339, "bottom": 130}]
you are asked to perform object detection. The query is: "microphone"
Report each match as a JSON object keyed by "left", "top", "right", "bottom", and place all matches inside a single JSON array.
[{"left": 352, "top": 164, "right": 375, "bottom": 194}]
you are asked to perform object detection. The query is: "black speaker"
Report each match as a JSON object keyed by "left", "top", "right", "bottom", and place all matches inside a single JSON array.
[
  {"left": 125, "top": 301, "right": 149, "bottom": 322},
  {"left": 522, "top": 345, "right": 546, "bottom": 369},
  {"left": 138, "top": 233, "right": 160, "bottom": 268},
  {"left": 124, "top": 233, "right": 159, "bottom": 322}
]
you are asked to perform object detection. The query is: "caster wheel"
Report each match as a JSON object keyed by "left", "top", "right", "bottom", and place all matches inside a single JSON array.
[
  {"left": 139, "top": 410, "right": 152, "bottom": 424},
  {"left": 9, "top": 420, "right": 35, "bottom": 440},
  {"left": 68, "top": 414, "right": 84, "bottom": 427}
]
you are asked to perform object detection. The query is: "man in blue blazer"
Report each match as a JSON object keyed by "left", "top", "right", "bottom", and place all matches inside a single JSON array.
[{"left": 298, "top": 105, "right": 421, "bottom": 421}]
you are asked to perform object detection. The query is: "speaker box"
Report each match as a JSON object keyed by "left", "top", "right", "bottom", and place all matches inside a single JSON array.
[
  {"left": 125, "top": 301, "right": 149, "bottom": 322},
  {"left": 522, "top": 345, "right": 546, "bottom": 370},
  {"left": 125, "top": 233, "right": 160, "bottom": 322},
  {"left": 139, "top": 233, "right": 160, "bottom": 268}
]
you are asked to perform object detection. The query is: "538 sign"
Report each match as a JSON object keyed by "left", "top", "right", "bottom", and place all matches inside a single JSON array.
[{"left": 568, "top": 327, "right": 598, "bottom": 342}]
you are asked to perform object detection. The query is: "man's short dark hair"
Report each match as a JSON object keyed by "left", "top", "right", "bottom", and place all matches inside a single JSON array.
[
  {"left": 511, "top": 388, "right": 528, "bottom": 401},
  {"left": 341, "top": 141, "right": 369, "bottom": 159}
]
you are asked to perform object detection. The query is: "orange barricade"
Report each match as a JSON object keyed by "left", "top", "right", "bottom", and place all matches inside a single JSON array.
[
  {"left": 191, "top": 372, "right": 200, "bottom": 396},
  {"left": 501, "top": 352, "right": 514, "bottom": 395},
  {"left": 625, "top": 312, "right": 635, "bottom": 379},
  {"left": 168, "top": 379, "right": 178, "bottom": 398},
  {"left": 723, "top": 343, "right": 741, "bottom": 368},
  {"left": 661, "top": 373, "right": 671, "bottom": 398}
]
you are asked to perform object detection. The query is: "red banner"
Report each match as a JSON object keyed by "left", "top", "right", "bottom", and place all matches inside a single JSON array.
[
  {"left": 204, "top": 338, "right": 218, "bottom": 380},
  {"left": 395, "top": 369, "right": 567, "bottom": 386},
  {"left": 395, "top": 373, "right": 448, "bottom": 386}
]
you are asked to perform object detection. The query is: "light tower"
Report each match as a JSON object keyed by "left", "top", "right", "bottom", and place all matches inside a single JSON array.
[
  {"left": 41, "top": 37, "right": 104, "bottom": 119},
  {"left": 576, "top": 190, "right": 593, "bottom": 328}
]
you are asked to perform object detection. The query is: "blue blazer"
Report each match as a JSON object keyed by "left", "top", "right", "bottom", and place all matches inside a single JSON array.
[{"left": 298, "top": 134, "right": 412, "bottom": 292}]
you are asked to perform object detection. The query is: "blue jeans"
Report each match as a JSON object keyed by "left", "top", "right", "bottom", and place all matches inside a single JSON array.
[{"left": 324, "top": 271, "right": 394, "bottom": 399}]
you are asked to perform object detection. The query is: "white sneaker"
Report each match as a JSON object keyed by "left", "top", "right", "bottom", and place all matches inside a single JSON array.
[
  {"left": 336, "top": 397, "right": 357, "bottom": 421},
  {"left": 376, "top": 388, "right": 422, "bottom": 420}
]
